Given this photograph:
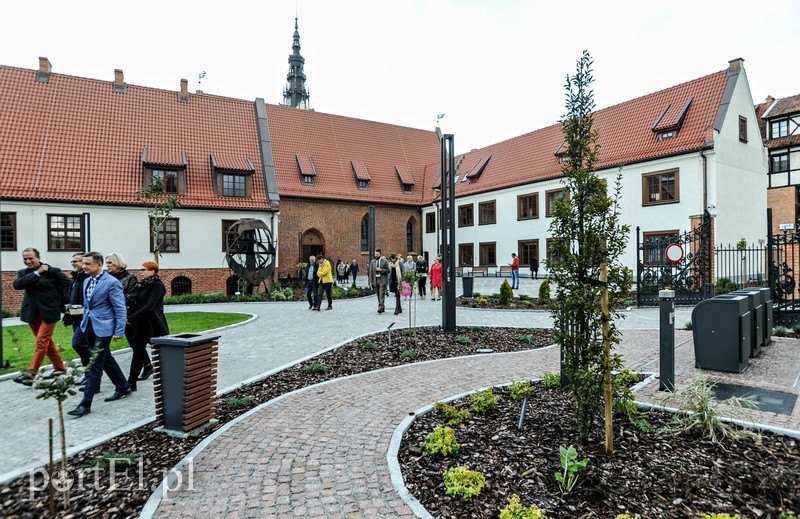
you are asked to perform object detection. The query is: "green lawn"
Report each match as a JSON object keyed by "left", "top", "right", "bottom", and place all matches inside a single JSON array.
[{"left": 1, "top": 312, "right": 250, "bottom": 375}]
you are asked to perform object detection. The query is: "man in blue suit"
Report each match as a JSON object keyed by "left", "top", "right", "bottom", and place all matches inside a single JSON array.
[{"left": 68, "top": 252, "right": 133, "bottom": 417}]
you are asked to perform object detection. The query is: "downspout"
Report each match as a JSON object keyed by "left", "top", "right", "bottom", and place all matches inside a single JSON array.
[{"left": 701, "top": 147, "right": 707, "bottom": 213}]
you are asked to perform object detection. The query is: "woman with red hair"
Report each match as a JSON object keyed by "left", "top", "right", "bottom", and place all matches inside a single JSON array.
[{"left": 126, "top": 261, "right": 169, "bottom": 389}]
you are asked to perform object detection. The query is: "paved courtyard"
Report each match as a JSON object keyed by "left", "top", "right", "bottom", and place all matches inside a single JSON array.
[{"left": 2, "top": 276, "right": 798, "bottom": 518}]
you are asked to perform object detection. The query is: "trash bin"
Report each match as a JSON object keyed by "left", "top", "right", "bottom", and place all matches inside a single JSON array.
[
  {"left": 462, "top": 273, "right": 474, "bottom": 298},
  {"left": 729, "top": 289, "right": 766, "bottom": 357},
  {"left": 151, "top": 333, "right": 220, "bottom": 435},
  {"left": 691, "top": 295, "right": 750, "bottom": 373},
  {"left": 749, "top": 287, "right": 773, "bottom": 346}
]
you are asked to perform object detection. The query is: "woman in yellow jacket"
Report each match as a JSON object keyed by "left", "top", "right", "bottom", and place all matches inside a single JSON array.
[{"left": 314, "top": 253, "right": 334, "bottom": 311}]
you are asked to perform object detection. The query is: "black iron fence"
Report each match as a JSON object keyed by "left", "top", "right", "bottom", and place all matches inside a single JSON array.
[{"left": 714, "top": 242, "right": 769, "bottom": 291}]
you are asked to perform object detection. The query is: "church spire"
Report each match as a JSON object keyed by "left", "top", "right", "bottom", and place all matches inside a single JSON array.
[{"left": 283, "top": 17, "right": 311, "bottom": 110}]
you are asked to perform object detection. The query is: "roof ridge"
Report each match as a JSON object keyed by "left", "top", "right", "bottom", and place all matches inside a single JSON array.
[{"left": 0, "top": 64, "right": 254, "bottom": 105}]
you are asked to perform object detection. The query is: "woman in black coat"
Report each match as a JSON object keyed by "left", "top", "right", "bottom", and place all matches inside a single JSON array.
[{"left": 127, "top": 261, "right": 169, "bottom": 390}]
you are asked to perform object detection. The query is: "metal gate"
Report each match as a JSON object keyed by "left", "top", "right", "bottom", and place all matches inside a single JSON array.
[
  {"left": 636, "top": 210, "right": 713, "bottom": 306},
  {"left": 767, "top": 209, "right": 800, "bottom": 324}
]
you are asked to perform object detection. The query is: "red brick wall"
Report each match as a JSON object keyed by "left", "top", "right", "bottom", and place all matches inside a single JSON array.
[
  {"left": 2, "top": 272, "right": 24, "bottom": 314},
  {"left": 2, "top": 268, "right": 236, "bottom": 314},
  {"left": 768, "top": 186, "right": 795, "bottom": 234},
  {"left": 276, "top": 198, "right": 422, "bottom": 278}
]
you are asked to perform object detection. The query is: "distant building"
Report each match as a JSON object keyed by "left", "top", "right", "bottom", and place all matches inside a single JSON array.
[{"left": 756, "top": 94, "right": 800, "bottom": 233}]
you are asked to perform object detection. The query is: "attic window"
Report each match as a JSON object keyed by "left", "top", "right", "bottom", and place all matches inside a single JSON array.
[
  {"left": 352, "top": 161, "right": 371, "bottom": 189},
  {"left": 211, "top": 153, "right": 255, "bottom": 198},
  {"left": 652, "top": 97, "right": 693, "bottom": 139},
  {"left": 142, "top": 147, "right": 187, "bottom": 195},
  {"left": 465, "top": 155, "right": 491, "bottom": 182},
  {"left": 296, "top": 154, "right": 317, "bottom": 186},
  {"left": 553, "top": 140, "right": 567, "bottom": 159},
  {"left": 395, "top": 165, "right": 415, "bottom": 194}
]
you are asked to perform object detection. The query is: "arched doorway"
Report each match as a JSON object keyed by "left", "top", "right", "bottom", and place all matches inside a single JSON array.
[{"left": 301, "top": 228, "right": 325, "bottom": 262}]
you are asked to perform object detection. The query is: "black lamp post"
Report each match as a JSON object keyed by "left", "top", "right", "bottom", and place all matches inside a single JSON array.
[{"left": 440, "top": 134, "right": 456, "bottom": 332}]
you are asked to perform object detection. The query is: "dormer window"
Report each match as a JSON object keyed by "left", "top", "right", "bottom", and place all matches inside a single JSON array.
[
  {"left": 211, "top": 153, "right": 255, "bottom": 198},
  {"left": 652, "top": 97, "right": 692, "bottom": 141},
  {"left": 142, "top": 147, "right": 187, "bottom": 195},
  {"left": 462, "top": 155, "right": 491, "bottom": 182},
  {"left": 395, "top": 165, "right": 415, "bottom": 194},
  {"left": 296, "top": 153, "right": 317, "bottom": 186},
  {"left": 353, "top": 161, "right": 371, "bottom": 189}
]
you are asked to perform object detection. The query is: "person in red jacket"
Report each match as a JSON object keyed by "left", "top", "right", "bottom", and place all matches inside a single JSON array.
[
  {"left": 510, "top": 252, "right": 520, "bottom": 290},
  {"left": 429, "top": 257, "right": 443, "bottom": 301}
]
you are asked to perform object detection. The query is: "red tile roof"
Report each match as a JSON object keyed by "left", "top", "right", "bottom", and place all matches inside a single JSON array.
[
  {"left": 757, "top": 94, "right": 800, "bottom": 148},
  {"left": 422, "top": 69, "right": 730, "bottom": 203},
  {"left": 764, "top": 94, "right": 800, "bottom": 118},
  {"left": 265, "top": 104, "right": 441, "bottom": 205},
  {"left": 0, "top": 65, "right": 270, "bottom": 210}
]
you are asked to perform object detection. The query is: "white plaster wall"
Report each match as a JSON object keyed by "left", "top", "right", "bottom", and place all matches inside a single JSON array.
[
  {"left": 422, "top": 153, "right": 711, "bottom": 275},
  {"left": 709, "top": 67, "right": 769, "bottom": 246},
  {"left": 1, "top": 201, "right": 275, "bottom": 272}
]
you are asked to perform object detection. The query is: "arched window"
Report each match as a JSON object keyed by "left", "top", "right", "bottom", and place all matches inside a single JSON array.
[
  {"left": 406, "top": 217, "right": 415, "bottom": 252},
  {"left": 360, "top": 214, "right": 369, "bottom": 252},
  {"left": 171, "top": 276, "right": 192, "bottom": 296}
]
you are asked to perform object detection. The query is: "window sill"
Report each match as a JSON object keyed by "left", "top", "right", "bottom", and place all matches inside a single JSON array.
[{"left": 642, "top": 200, "right": 680, "bottom": 207}]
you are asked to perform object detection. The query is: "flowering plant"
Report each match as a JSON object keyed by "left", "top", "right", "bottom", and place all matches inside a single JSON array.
[{"left": 400, "top": 281, "right": 413, "bottom": 297}]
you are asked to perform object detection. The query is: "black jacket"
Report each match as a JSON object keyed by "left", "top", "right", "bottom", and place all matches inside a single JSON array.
[
  {"left": 14, "top": 264, "right": 71, "bottom": 324},
  {"left": 128, "top": 276, "right": 169, "bottom": 347},
  {"left": 303, "top": 263, "right": 319, "bottom": 287}
]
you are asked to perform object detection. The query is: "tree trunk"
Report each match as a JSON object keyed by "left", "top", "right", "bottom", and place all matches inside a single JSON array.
[
  {"left": 57, "top": 399, "right": 69, "bottom": 509},
  {"left": 601, "top": 256, "right": 613, "bottom": 455}
]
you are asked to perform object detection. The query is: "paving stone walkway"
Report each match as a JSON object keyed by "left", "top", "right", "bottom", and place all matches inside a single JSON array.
[{"left": 146, "top": 328, "right": 800, "bottom": 518}]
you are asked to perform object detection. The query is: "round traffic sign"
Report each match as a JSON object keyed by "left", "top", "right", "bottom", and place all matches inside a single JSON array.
[{"left": 665, "top": 243, "right": 684, "bottom": 264}]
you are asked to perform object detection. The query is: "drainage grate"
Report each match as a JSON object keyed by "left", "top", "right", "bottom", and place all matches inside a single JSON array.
[{"left": 713, "top": 383, "right": 797, "bottom": 416}]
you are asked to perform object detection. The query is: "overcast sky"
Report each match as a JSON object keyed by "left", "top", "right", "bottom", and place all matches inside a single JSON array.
[{"left": 3, "top": 0, "right": 797, "bottom": 152}]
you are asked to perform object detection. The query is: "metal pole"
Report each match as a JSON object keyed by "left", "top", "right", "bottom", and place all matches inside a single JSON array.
[
  {"left": 659, "top": 288, "right": 676, "bottom": 391},
  {"left": 368, "top": 205, "right": 376, "bottom": 257},
  {"left": 441, "top": 134, "right": 456, "bottom": 332}
]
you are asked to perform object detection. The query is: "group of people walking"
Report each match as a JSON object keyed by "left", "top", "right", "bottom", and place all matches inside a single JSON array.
[
  {"left": 12, "top": 248, "right": 168, "bottom": 418},
  {"left": 334, "top": 259, "right": 359, "bottom": 284},
  {"left": 368, "top": 249, "right": 443, "bottom": 315}
]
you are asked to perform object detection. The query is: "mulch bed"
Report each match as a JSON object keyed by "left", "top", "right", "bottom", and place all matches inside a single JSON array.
[
  {"left": 456, "top": 295, "right": 547, "bottom": 310},
  {"left": 0, "top": 326, "right": 551, "bottom": 518},
  {"left": 399, "top": 384, "right": 800, "bottom": 518}
]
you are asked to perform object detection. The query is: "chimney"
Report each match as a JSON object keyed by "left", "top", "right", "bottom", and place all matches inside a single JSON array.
[
  {"left": 36, "top": 57, "right": 51, "bottom": 83},
  {"left": 728, "top": 57, "right": 744, "bottom": 72},
  {"left": 113, "top": 69, "right": 127, "bottom": 93},
  {"left": 178, "top": 78, "right": 190, "bottom": 103}
]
